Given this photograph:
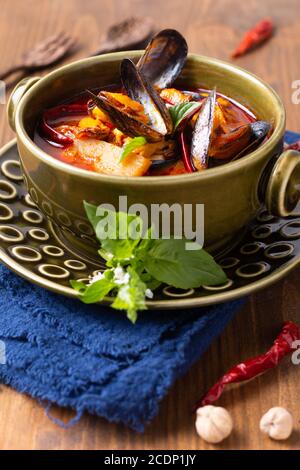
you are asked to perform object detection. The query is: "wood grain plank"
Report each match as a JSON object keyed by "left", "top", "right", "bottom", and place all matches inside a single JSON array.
[{"left": 0, "top": 0, "right": 300, "bottom": 450}]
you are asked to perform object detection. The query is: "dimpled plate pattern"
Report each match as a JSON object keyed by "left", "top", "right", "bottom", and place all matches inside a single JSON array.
[{"left": 0, "top": 140, "right": 300, "bottom": 310}]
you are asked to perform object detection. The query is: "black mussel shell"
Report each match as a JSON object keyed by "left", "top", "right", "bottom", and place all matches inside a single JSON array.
[
  {"left": 190, "top": 89, "right": 216, "bottom": 170},
  {"left": 230, "top": 120, "right": 271, "bottom": 161},
  {"left": 86, "top": 90, "right": 165, "bottom": 142},
  {"left": 121, "top": 58, "right": 173, "bottom": 136},
  {"left": 137, "top": 29, "right": 188, "bottom": 89}
]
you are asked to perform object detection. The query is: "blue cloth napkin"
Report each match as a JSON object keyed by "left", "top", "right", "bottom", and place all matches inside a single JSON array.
[
  {"left": 0, "top": 131, "right": 297, "bottom": 432},
  {"left": 285, "top": 130, "right": 299, "bottom": 146}
]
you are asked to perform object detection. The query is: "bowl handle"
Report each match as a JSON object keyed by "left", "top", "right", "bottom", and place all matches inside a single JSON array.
[
  {"left": 265, "top": 149, "right": 300, "bottom": 216},
  {"left": 7, "top": 76, "right": 40, "bottom": 131}
]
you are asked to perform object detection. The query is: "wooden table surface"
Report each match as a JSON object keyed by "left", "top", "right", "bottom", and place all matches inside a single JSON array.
[{"left": 0, "top": 0, "right": 300, "bottom": 451}]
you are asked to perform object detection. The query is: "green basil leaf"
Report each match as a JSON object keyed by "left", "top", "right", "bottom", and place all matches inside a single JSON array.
[
  {"left": 140, "top": 271, "right": 161, "bottom": 291},
  {"left": 101, "top": 239, "right": 135, "bottom": 261},
  {"left": 84, "top": 201, "right": 100, "bottom": 232},
  {"left": 169, "top": 101, "right": 202, "bottom": 130},
  {"left": 84, "top": 202, "right": 134, "bottom": 237},
  {"left": 143, "top": 239, "right": 227, "bottom": 289},
  {"left": 120, "top": 136, "right": 147, "bottom": 162},
  {"left": 112, "top": 267, "right": 147, "bottom": 323},
  {"left": 80, "top": 278, "right": 114, "bottom": 304},
  {"left": 84, "top": 202, "right": 143, "bottom": 260},
  {"left": 98, "top": 248, "right": 114, "bottom": 263},
  {"left": 96, "top": 210, "right": 142, "bottom": 241},
  {"left": 98, "top": 211, "right": 143, "bottom": 260},
  {"left": 70, "top": 279, "right": 87, "bottom": 293},
  {"left": 134, "top": 227, "right": 155, "bottom": 258}
]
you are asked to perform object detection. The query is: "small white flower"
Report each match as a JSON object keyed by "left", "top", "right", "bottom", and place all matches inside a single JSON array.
[
  {"left": 88, "top": 271, "right": 104, "bottom": 284},
  {"left": 145, "top": 288, "right": 154, "bottom": 299},
  {"left": 114, "top": 266, "right": 124, "bottom": 278},
  {"left": 118, "top": 284, "right": 131, "bottom": 302},
  {"left": 113, "top": 266, "right": 130, "bottom": 285}
]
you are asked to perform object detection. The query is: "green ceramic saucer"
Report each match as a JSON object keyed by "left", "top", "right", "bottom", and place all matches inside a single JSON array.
[{"left": 0, "top": 139, "right": 300, "bottom": 310}]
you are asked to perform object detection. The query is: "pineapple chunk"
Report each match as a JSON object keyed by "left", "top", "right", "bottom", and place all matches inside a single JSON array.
[{"left": 73, "top": 138, "right": 151, "bottom": 176}]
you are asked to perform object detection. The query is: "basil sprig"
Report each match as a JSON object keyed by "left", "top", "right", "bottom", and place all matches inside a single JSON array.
[{"left": 71, "top": 202, "right": 227, "bottom": 323}]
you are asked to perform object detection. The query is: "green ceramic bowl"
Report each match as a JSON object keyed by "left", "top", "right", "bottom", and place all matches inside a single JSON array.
[{"left": 7, "top": 52, "right": 300, "bottom": 255}]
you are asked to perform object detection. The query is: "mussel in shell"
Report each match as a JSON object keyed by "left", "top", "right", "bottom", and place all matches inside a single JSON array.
[
  {"left": 137, "top": 29, "right": 188, "bottom": 89},
  {"left": 121, "top": 58, "right": 173, "bottom": 135},
  {"left": 210, "top": 120, "right": 271, "bottom": 160},
  {"left": 87, "top": 30, "right": 186, "bottom": 143},
  {"left": 250, "top": 120, "right": 272, "bottom": 142},
  {"left": 190, "top": 88, "right": 271, "bottom": 170},
  {"left": 87, "top": 58, "right": 173, "bottom": 142},
  {"left": 190, "top": 89, "right": 217, "bottom": 170}
]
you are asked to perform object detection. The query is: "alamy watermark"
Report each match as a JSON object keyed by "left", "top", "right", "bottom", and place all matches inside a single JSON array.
[
  {"left": 0, "top": 340, "right": 6, "bottom": 365},
  {"left": 0, "top": 80, "right": 5, "bottom": 104},
  {"left": 96, "top": 196, "right": 204, "bottom": 250},
  {"left": 291, "top": 80, "right": 300, "bottom": 104},
  {"left": 291, "top": 339, "right": 300, "bottom": 365}
]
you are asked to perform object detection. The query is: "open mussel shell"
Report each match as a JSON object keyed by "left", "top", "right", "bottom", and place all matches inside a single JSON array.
[
  {"left": 86, "top": 90, "right": 165, "bottom": 142},
  {"left": 137, "top": 29, "right": 188, "bottom": 89},
  {"left": 209, "top": 124, "right": 253, "bottom": 159},
  {"left": 251, "top": 120, "right": 271, "bottom": 141},
  {"left": 213, "top": 120, "right": 271, "bottom": 161},
  {"left": 86, "top": 57, "right": 174, "bottom": 143},
  {"left": 191, "top": 89, "right": 271, "bottom": 169},
  {"left": 190, "top": 89, "right": 216, "bottom": 171},
  {"left": 120, "top": 58, "right": 173, "bottom": 137}
]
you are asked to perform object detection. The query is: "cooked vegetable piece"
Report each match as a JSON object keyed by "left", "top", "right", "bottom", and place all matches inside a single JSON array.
[
  {"left": 160, "top": 88, "right": 192, "bottom": 105},
  {"left": 67, "top": 138, "right": 151, "bottom": 176}
]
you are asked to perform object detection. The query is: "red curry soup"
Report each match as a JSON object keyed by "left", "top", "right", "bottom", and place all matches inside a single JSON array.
[{"left": 34, "top": 31, "right": 271, "bottom": 177}]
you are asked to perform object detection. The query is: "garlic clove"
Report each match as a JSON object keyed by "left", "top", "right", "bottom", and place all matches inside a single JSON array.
[
  {"left": 195, "top": 405, "right": 233, "bottom": 444},
  {"left": 260, "top": 407, "right": 293, "bottom": 440}
]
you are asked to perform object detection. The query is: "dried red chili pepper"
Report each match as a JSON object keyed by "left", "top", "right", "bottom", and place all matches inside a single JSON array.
[
  {"left": 286, "top": 140, "right": 300, "bottom": 152},
  {"left": 40, "top": 119, "right": 74, "bottom": 146},
  {"left": 180, "top": 131, "right": 195, "bottom": 173},
  {"left": 231, "top": 18, "right": 274, "bottom": 59},
  {"left": 41, "top": 103, "right": 88, "bottom": 146},
  {"left": 193, "top": 321, "right": 300, "bottom": 411}
]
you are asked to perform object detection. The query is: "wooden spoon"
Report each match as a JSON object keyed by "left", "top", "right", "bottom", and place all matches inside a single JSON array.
[
  {"left": 0, "top": 33, "right": 75, "bottom": 80},
  {"left": 91, "top": 17, "right": 155, "bottom": 56}
]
